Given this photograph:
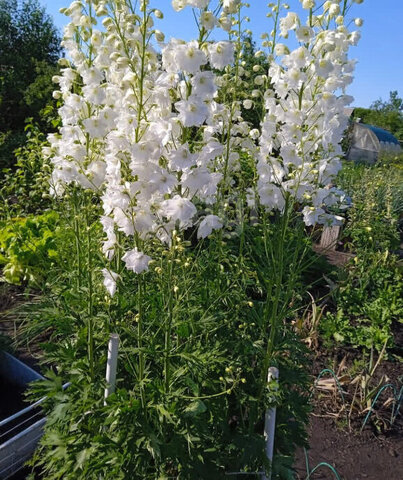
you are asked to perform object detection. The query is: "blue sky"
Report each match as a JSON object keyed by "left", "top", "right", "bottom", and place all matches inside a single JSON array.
[{"left": 41, "top": 0, "right": 403, "bottom": 108}]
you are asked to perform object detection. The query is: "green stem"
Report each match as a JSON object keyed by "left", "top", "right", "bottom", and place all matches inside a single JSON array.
[
  {"left": 73, "top": 190, "right": 82, "bottom": 290},
  {"left": 86, "top": 203, "right": 94, "bottom": 380},
  {"left": 164, "top": 244, "right": 175, "bottom": 394},
  {"left": 258, "top": 197, "right": 290, "bottom": 403},
  {"left": 138, "top": 276, "right": 146, "bottom": 408}
]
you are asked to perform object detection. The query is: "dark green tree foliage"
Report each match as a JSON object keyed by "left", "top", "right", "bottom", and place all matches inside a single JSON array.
[
  {"left": 0, "top": 0, "right": 61, "bottom": 168},
  {"left": 352, "top": 91, "right": 403, "bottom": 140},
  {"left": 240, "top": 35, "right": 270, "bottom": 129}
]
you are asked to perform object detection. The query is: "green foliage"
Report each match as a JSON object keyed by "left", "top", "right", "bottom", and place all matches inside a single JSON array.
[
  {"left": 352, "top": 91, "right": 403, "bottom": 140},
  {"left": 13, "top": 189, "right": 313, "bottom": 479},
  {"left": 0, "top": 211, "right": 59, "bottom": 285},
  {"left": 322, "top": 251, "right": 402, "bottom": 351},
  {"left": 0, "top": 0, "right": 61, "bottom": 169},
  {"left": 338, "top": 157, "right": 403, "bottom": 252},
  {"left": 239, "top": 36, "right": 270, "bottom": 129},
  {"left": 0, "top": 129, "right": 27, "bottom": 173},
  {"left": 321, "top": 159, "right": 403, "bottom": 352},
  {"left": 0, "top": 120, "right": 52, "bottom": 217}
]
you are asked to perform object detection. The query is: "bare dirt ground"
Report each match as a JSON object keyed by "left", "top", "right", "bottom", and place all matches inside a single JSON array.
[{"left": 294, "top": 415, "right": 402, "bottom": 480}]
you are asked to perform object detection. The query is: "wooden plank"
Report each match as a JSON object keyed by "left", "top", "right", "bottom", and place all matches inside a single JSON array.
[{"left": 319, "top": 226, "right": 341, "bottom": 251}]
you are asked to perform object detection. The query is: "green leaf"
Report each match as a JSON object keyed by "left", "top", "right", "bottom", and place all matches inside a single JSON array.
[{"left": 184, "top": 399, "right": 207, "bottom": 417}]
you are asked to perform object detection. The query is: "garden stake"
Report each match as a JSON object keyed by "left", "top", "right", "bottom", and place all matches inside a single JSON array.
[
  {"left": 263, "top": 366, "right": 279, "bottom": 480},
  {"left": 104, "top": 333, "right": 119, "bottom": 405}
]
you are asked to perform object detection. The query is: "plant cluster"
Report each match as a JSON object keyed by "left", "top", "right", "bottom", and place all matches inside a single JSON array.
[
  {"left": 0, "top": 120, "right": 56, "bottom": 217},
  {"left": 0, "top": 211, "right": 59, "bottom": 285},
  {"left": 0, "top": 0, "right": 368, "bottom": 478},
  {"left": 320, "top": 157, "right": 403, "bottom": 352}
]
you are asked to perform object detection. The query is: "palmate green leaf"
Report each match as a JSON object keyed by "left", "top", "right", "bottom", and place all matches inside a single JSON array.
[
  {"left": 155, "top": 404, "right": 175, "bottom": 424},
  {"left": 75, "top": 447, "right": 94, "bottom": 471},
  {"left": 271, "top": 455, "right": 295, "bottom": 480},
  {"left": 146, "top": 433, "right": 162, "bottom": 460},
  {"left": 184, "top": 399, "right": 207, "bottom": 417},
  {"left": 45, "top": 431, "right": 66, "bottom": 447}
]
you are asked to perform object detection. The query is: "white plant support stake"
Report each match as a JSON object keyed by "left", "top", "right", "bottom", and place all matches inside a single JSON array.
[
  {"left": 104, "top": 333, "right": 120, "bottom": 405},
  {"left": 263, "top": 366, "right": 279, "bottom": 480}
]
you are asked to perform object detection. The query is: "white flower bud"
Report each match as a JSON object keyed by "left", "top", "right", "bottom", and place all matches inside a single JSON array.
[
  {"left": 335, "top": 15, "right": 344, "bottom": 25},
  {"left": 155, "top": 30, "right": 165, "bottom": 42},
  {"left": 302, "top": 0, "right": 315, "bottom": 8}
]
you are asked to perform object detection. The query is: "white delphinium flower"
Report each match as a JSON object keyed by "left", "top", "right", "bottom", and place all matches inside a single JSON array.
[
  {"left": 173, "top": 41, "right": 207, "bottom": 74},
  {"left": 274, "top": 43, "right": 289, "bottom": 56},
  {"left": 181, "top": 167, "right": 213, "bottom": 197},
  {"left": 172, "top": 0, "right": 209, "bottom": 10},
  {"left": 259, "top": 183, "right": 286, "bottom": 211},
  {"left": 122, "top": 248, "right": 152, "bottom": 274},
  {"left": 296, "top": 26, "right": 314, "bottom": 42},
  {"left": 200, "top": 11, "right": 218, "bottom": 30},
  {"left": 197, "top": 215, "right": 223, "bottom": 239},
  {"left": 218, "top": 13, "right": 232, "bottom": 32},
  {"left": 302, "top": 206, "right": 325, "bottom": 226},
  {"left": 302, "top": 0, "right": 316, "bottom": 9},
  {"left": 191, "top": 71, "right": 218, "bottom": 98},
  {"left": 167, "top": 144, "right": 198, "bottom": 172},
  {"left": 223, "top": 0, "right": 241, "bottom": 14},
  {"left": 160, "top": 195, "right": 197, "bottom": 228},
  {"left": 175, "top": 95, "right": 209, "bottom": 127},
  {"left": 207, "top": 41, "right": 235, "bottom": 69},
  {"left": 171, "top": 0, "right": 186, "bottom": 10},
  {"left": 102, "top": 269, "right": 120, "bottom": 297},
  {"left": 279, "top": 12, "right": 299, "bottom": 37}
]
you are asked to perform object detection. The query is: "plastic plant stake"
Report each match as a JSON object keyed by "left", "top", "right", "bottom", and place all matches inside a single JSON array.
[
  {"left": 263, "top": 366, "right": 279, "bottom": 480},
  {"left": 104, "top": 333, "right": 120, "bottom": 405}
]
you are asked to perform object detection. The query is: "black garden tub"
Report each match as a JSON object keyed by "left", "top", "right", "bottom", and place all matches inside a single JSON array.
[{"left": 0, "top": 351, "right": 45, "bottom": 479}]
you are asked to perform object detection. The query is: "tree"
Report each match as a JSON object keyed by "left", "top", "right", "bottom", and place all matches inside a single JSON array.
[
  {"left": 0, "top": 0, "right": 61, "bottom": 169},
  {"left": 353, "top": 91, "right": 403, "bottom": 141},
  {"left": 371, "top": 90, "right": 403, "bottom": 113},
  {"left": 0, "top": 0, "right": 61, "bottom": 130}
]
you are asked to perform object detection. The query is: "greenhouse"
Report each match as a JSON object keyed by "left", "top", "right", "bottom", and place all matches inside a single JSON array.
[{"left": 346, "top": 122, "right": 402, "bottom": 163}]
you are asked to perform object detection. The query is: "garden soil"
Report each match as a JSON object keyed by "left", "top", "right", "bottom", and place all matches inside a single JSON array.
[{"left": 294, "top": 415, "right": 402, "bottom": 480}]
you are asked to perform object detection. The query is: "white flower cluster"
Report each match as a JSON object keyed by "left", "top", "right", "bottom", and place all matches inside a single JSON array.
[
  {"left": 45, "top": 0, "right": 247, "bottom": 294},
  {"left": 45, "top": 0, "right": 362, "bottom": 295},
  {"left": 256, "top": 2, "right": 361, "bottom": 226}
]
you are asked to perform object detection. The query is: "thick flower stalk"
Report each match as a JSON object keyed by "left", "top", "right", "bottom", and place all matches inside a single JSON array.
[
  {"left": 45, "top": 0, "right": 363, "bottom": 298},
  {"left": 256, "top": 0, "right": 361, "bottom": 226},
  {"left": 45, "top": 0, "right": 251, "bottom": 296}
]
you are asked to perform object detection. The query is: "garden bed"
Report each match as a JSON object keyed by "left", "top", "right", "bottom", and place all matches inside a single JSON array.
[
  {"left": 292, "top": 339, "right": 403, "bottom": 480},
  {"left": 294, "top": 415, "right": 402, "bottom": 480}
]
